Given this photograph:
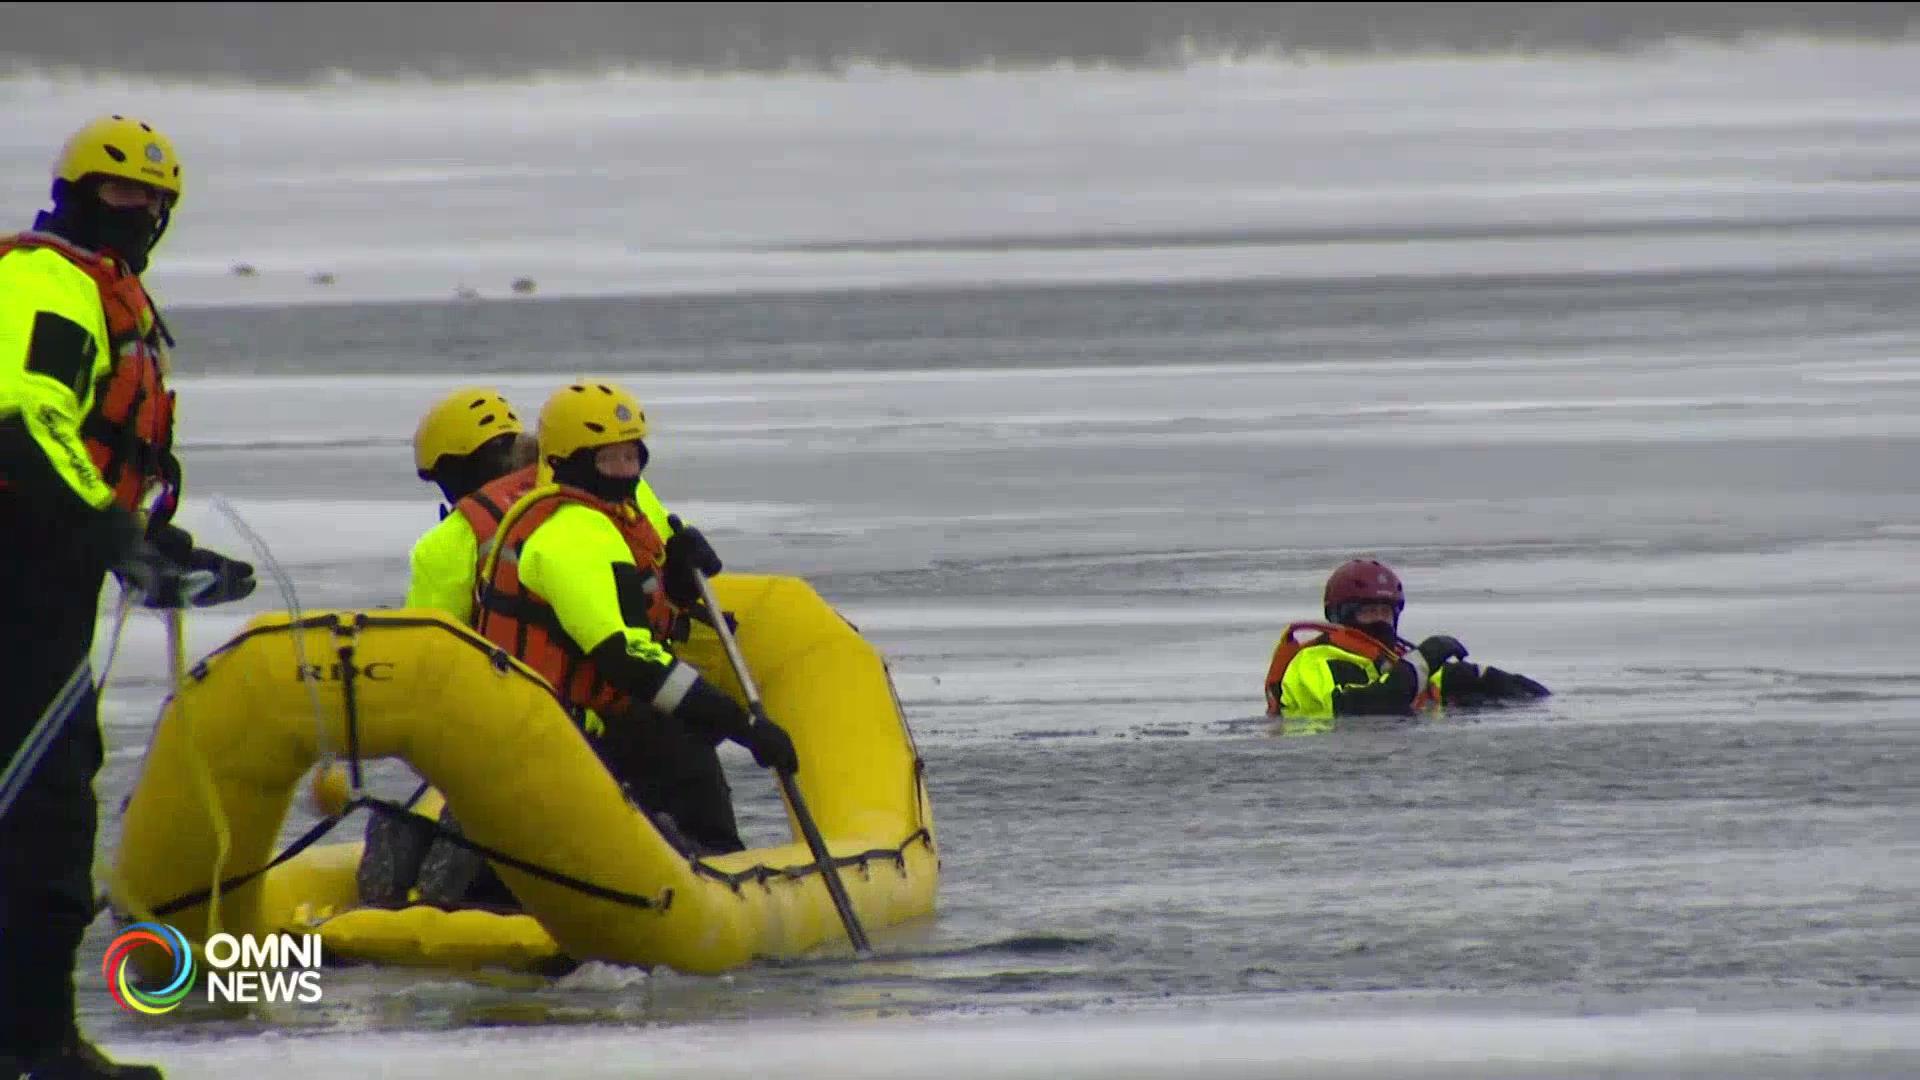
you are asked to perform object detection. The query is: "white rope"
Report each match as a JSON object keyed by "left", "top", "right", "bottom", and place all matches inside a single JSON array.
[{"left": 209, "top": 495, "right": 340, "bottom": 781}]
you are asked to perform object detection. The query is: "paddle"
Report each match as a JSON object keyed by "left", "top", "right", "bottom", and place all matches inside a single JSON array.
[
  {"left": 166, "top": 608, "right": 188, "bottom": 690},
  {"left": 690, "top": 567, "right": 873, "bottom": 957}
]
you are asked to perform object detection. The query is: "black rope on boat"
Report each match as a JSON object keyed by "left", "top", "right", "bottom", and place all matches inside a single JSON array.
[
  {"left": 335, "top": 615, "right": 366, "bottom": 793},
  {"left": 145, "top": 804, "right": 354, "bottom": 918},
  {"left": 354, "top": 796, "right": 676, "bottom": 912},
  {"left": 138, "top": 794, "right": 675, "bottom": 919},
  {"left": 912, "top": 754, "right": 931, "bottom": 829},
  {"left": 687, "top": 828, "right": 934, "bottom": 891}
]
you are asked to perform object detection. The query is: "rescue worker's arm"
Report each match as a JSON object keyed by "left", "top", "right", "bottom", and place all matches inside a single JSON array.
[
  {"left": 1434, "top": 661, "right": 1552, "bottom": 705},
  {"left": 1328, "top": 656, "right": 1427, "bottom": 716},
  {"left": 0, "top": 415, "right": 98, "bottom": 520},
  {"left": 405, "top": 513, "right": 481, "bottom": 620},
  {"left": 1277, "top": 645, "right": 1426, "bottom": 722},
  {"left": 1, "top": 254, "right": 241, "bottom": 605},
  {"left": 0, "top": 251, "right": 116, "bottom": 519},
  {"left": 519, "top": 505, "right": 797, "bottom": 772},
  {"left": 1331, "top": 635, "right": 1468, "bottom": 716}
]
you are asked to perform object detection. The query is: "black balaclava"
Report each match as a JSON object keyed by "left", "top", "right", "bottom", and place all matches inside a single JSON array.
[
  {"left": 35, "top": 178, "right": 168, "bottom": 273},
  {"left": 1330, "top": 601, "right": 1401, "bottom": 648},
  {"left": 550, "top": 441, "right": 648, "bottom": 504},
  {"left": 430, "top": 434, "right": 517, "bottom": 507}
]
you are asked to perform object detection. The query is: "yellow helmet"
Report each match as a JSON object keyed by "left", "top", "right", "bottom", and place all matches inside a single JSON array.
[
  {"left": 537, "top": 381, "right": 648, "bottom": 462},
  {"left": 413, "top": 386, "right": 524, "bottom": 478},
  {"left": 54, "top": 115, "right": 184, "bottom": 203}
]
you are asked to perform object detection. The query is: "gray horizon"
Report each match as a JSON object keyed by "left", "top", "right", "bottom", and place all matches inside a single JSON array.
[{"left": 1, "top": 2, "right": 1917, "bottom": 83}]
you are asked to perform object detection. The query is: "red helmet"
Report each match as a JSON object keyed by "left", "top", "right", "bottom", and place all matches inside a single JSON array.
[{"left": 1323, "top": 558, "right": 1405, "bottom": 621}]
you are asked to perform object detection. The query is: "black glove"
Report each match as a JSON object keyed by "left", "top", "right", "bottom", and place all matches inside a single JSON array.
[
  {"left": 181, "top": 545, "right": 257, "bottom": 606},
  {"left": 1438, "top": 660, "right": 1485, "bottom": 695},
  {"left": 1441, "top": 662, "right": 1552, "bottom": 707},
  {"left": 1416, "top": 634, "right": 1470, "bottom": 671},
  {"left": 105, "top": 509, "right": 210, "bottom": 607},
  {"left": 674, "top": 675, "right": 800, "bottom": 774},
  {"left": 665, "top": 515, "right": 723, "bottom": 575},
  {"left": 738, "top": 713, "right": 799, "bottom": 774},
  {"left": 1481, "top": 666, "right": 1552, "bottom": 699},
  {"left": 663, "top": 515, "right": 722, "bottom": 607},
  {"left": 147, "top": 519, "right": 196, "bottom": 563},
  {"left": 139, "top": 520, "right": 256, "bottom": 607}
]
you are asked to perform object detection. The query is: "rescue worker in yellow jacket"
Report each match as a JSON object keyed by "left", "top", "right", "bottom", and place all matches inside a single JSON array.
[
  {"left": 1263, "top": 557, "right": 1549, "bottom": 735},
  {"left": 356, "top": 385, "right": 530, "bottom": 909},
  {"left": 403, "top": 386, "right": 675, "bottom": 622},
  {"left": 364, "top": 385, "right": 693, "bottom": 906},
  {"left": 401, "top": 385, "right": 526, "bottom": 621},
  {"left": 1, "top": 115, "right": 256, "bottom": 1080},
  {"left": 476, "top": 381, "right": 797, "bottom": 852}
]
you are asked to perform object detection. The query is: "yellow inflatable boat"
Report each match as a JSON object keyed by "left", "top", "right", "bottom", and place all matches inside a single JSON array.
[{"left": 109, "top": 574, "right": 938, "bottom": 975}]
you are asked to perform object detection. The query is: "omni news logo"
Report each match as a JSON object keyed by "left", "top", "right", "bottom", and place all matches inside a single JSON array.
[
  {"left": 102, "top": 923, "right": 194, "bottom": 1014},
  {"left": 103, "top": 921, "right": 324, "bottom": 1012}
]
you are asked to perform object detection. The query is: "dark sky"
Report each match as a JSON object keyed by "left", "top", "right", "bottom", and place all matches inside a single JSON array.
[{"left": 2, "top": 2, "right": 1916, "bottom": 82}]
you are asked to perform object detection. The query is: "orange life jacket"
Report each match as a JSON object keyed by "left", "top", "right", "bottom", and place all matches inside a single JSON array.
[
  {"left": 1263, "top": 620, "right": 1440, "bottom": 716},
  {"left": 0, "top": 231, "right": 176, "bottom": 512},
  {"left": 454, "top": 463, "right": 539, "bottom": 560},
  {"left": 473, "top": 485, "right": 676, "bottom": 714}
]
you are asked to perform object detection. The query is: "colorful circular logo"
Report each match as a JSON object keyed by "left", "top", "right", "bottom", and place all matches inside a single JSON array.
[{"left": 103, "top": 922, "right": 195, "bottom": 1014}]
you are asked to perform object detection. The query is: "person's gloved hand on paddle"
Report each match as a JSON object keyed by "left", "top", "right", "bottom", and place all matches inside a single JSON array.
[
  {"left": 663, "top": 512, "right": 724, "bottom": 608},
  {"left": 672, "top": 681, "right": 800, "bottom": 774}
]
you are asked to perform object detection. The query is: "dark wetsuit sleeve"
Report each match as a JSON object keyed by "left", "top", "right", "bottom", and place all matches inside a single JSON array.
[{"left": 1329, "top": 656, "right": 1424, "bottom": 717}]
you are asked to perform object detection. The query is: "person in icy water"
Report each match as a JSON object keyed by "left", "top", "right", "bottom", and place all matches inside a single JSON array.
[{"left": 1263, "top": 557, "right": 1550, "bottom": 734}]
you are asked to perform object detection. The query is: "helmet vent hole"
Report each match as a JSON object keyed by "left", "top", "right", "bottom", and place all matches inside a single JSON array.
[
  {"left": 139, "top": 122, "right": 153, "bottom": 132},
  {"left": 477, "top": 414, "right": 496, "bottom": 426},
  {"left": 103, "top": 144, "right": 127, "bottom": 163},
  {"left": 584, "top": 421, "right": 606, "bottom": 434}
]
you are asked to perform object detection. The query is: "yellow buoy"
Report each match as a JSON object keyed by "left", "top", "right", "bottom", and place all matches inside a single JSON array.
[{"left": 307, "top": 762, "right": 352, "bottom": 818}]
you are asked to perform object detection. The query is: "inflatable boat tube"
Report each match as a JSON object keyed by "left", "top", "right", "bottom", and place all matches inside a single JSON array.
[{"left": 109, "top": 574, "right": 937, "bottom": 975}]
